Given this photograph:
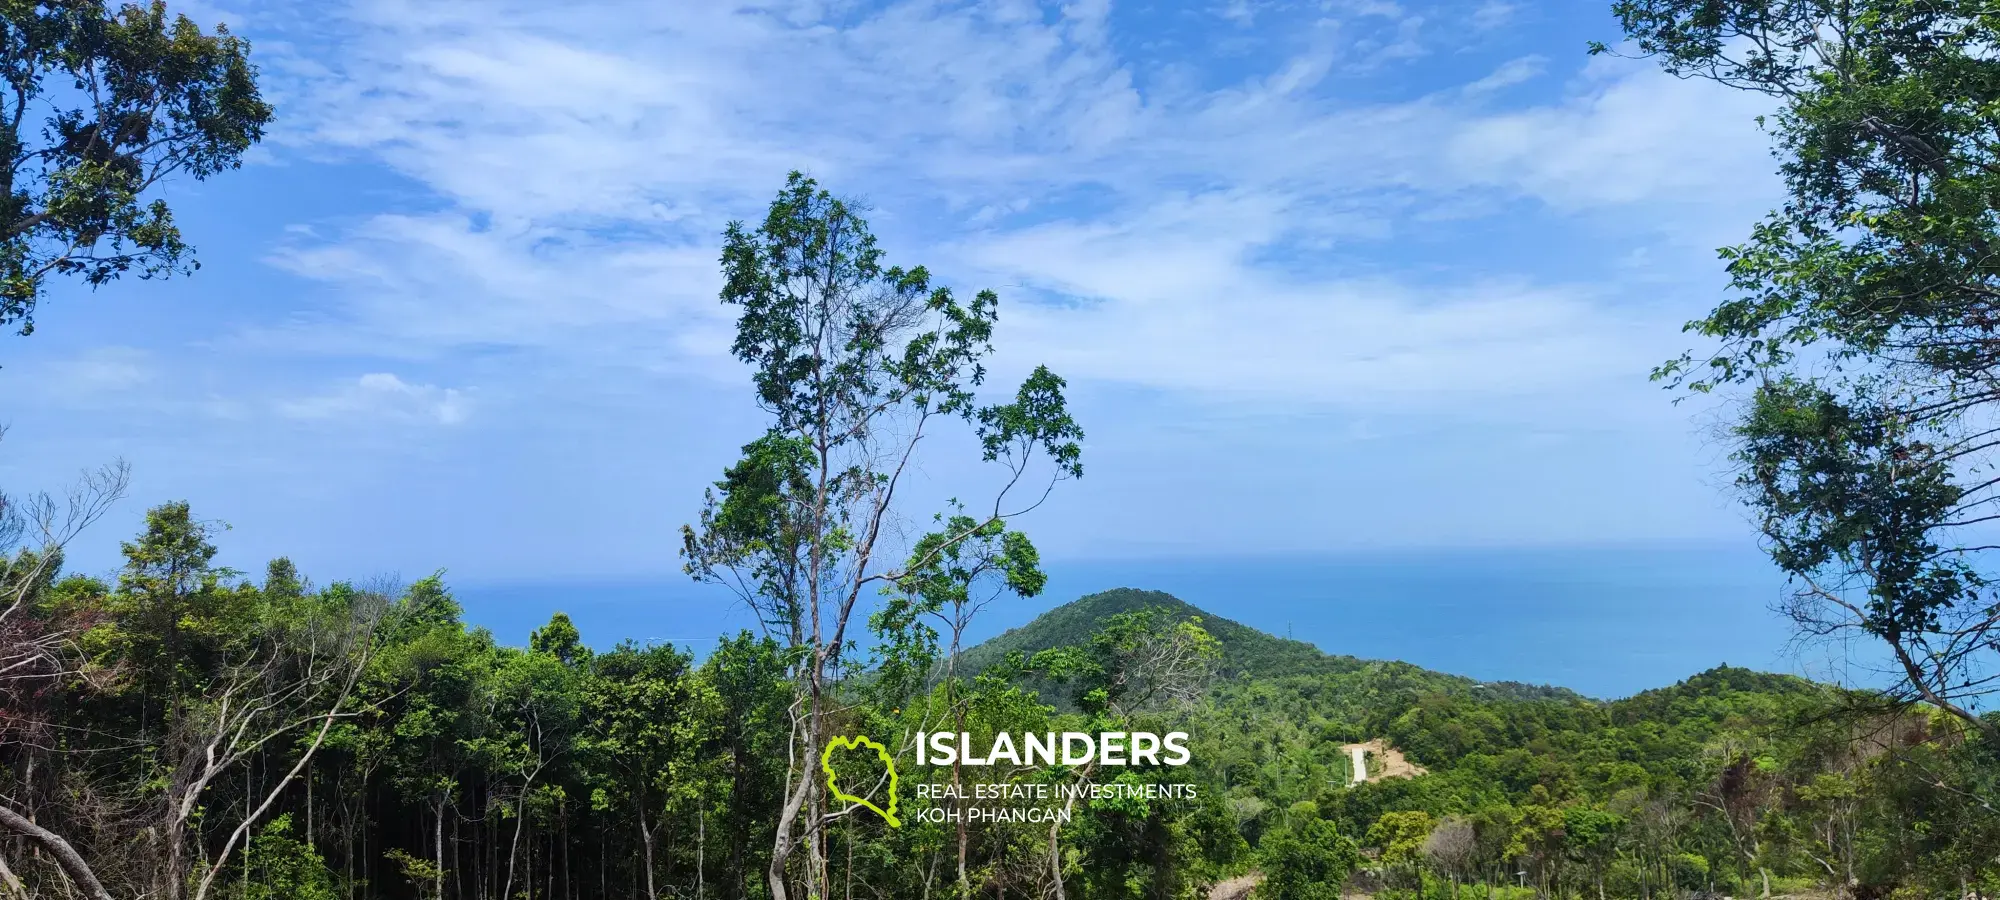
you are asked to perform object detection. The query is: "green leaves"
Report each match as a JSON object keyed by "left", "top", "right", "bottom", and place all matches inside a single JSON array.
[
  {"left": 1633, "top": 0, "right": 2000, "bottom": 395},
  {"left": 696, "top": 174, "right": 1078, "bottom": 641},
  {"left": 242, "top": 815, "right": 336, "bottom": 900},
  {"left": 1734, "top": 378, "right": 1977, "bottom": 638},
  {"left": 1365, "top": 809, "right": 1434, "bottom": 871},
  {"left": 718, "top": 171, "right": 993, "bottom": 427},
  {"left": 686, "top": 166, "right": 1090, "bottom": 827},
  {"left": 1628, "top": 0, "right": 2000, "bottom": 735},
  {"left": 529, "top": 613, "right": 587, "bottom": 668},
  {"left": 1025, "top": 608, "right": 1221, "bottom": 719},
  {"left": 100, "top": 501, "right": 253, "bottom": 702},
  {"left": 978, "top": 365, "right": 1085, "bottom": 482},
  {"left": 577, "top": 640, "right": 716, "bottom": 827},
  {"left": 1261, "top": 818, "right": 1363, "bottom": 900},
  {"left": 0, "top": 0, "right": 274, "bottom": 336},
  {"left": 20, "top": 498, "right": 2000, "bottom": 899}
]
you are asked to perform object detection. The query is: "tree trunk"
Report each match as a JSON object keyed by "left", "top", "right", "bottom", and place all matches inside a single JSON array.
[
  {"left": 769, "top": 770, "right": 808, "bottom": 900},
  {"left": 1044, "top": 761, "right": 1096, "bottom": 900},
  {"left": 0, "top": 803, "right": 114, "bottom": 900},
  {"left": 435, "top": 796, "right": 447, "bottom": 900},
  {"left": 948, "top": 631, "right": 970, "bottom": 900},
  {"left": 0, "top": 848, "right": 28, "bottom": 900},
  {"left": 163, "top": 807, "right": 187, "bottom": 900},
  {"left": 768, "top": 684, "right": 822, "bottom": 900},
  {"left": 1045, "top": 819, "right": 1064, "bottom": 900},
  {"left": 244, "top": 764, "right": 254, "bottom": 900},
  {"left": 641, "top": 807, "right": 659, "bottom": 900},
  {"left": 504, "top": 780, "right": 536, "bottom": 900}
]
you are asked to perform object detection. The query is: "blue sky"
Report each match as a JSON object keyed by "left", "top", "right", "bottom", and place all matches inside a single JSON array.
[{"left": 4, "top": 0, "right": 1785, "bottom": 591}]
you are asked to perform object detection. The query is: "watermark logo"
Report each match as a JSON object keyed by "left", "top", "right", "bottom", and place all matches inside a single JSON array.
[{"left": 822, "top": 736, "right": 901, "bottom": 827}]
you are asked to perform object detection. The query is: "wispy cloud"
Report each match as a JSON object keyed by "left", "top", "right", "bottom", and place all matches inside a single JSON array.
[
  {"left": 1447, "top": 55, "right": 1776, "bottom": 221},
  {"left": 1470, "top": 0, "right": 1515, "bottom": 30},
  {"left": 224, "top": 0, "right": 1775, "bottom": 423},
  {"left": 0, "top": 0, "right": 1789, "bottom": 576},
  {"left": 43, "top": 346, "right": 153, "bottom": 398},
  {"left": 277, "top": 373, "right": 470, "bottom": 425},
  {"left": 1463, "top": 55, "right": 1545, "bottom": 94}
]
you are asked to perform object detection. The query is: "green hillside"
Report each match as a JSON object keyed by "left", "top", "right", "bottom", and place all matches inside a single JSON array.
[
  {"left": 959, "top": 588, "right": 1349, "bottom": 678},
  {"left": 939, "top": 586, "right": 2000, "bottom": 899},
  {"left": 961, "top": 587, "right": 1586, "bottom": 703}
]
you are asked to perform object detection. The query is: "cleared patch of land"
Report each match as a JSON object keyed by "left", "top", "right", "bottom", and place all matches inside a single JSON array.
[
  {"left": 1338, "top": 739, "right": 1427, "bottom": 783},
  {"left": 1207, "top": 872, "right": 1262, "bottom": 900}
]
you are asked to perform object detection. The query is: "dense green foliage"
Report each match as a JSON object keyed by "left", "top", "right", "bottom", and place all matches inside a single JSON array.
[
  {"left": 4, "top": 512, "right": 1995, "bottom": 900},
  {"left": 1262, "top": 819, "right": 1361, "bottom": 900},
  {"left": 0, "top": 0, "right": 273, "bottom": 337},
  {"left": 1627, "top": 0, "right": 2000, "bottom": 743},
  {"left": 960, "top": 589, "right": 1348, "bottom": 681}
]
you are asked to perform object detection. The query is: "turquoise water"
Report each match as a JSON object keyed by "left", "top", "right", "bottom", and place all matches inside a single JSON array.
[{"left": 453, "top": 542, "right": 1868, "bottom": 699}]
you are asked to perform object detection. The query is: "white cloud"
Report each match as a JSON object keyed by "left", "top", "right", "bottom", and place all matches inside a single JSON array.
[
  {"left": 44, "top": 346, "right": 152, "bottom": 397},
  {"left": 1463, "top": 55, "right": 1545, "bottom": 94},
  {"left": 259, "top": 212, "right": 731, "bottom": 361},
  {"left": 1470, "top": 0, "right": 1515, "bottom": 30},
  {"left": 0, "top": 0, "right": 1803, "bottom": 574},
  {"left": 1218, "top": 0, "right": 1260, "bottom": 26},
  {"left": 277, "top": 373, "right": 470, "bottom": 425},
  {"left": 233, "top": 0, "right": 1779, "bottom": 414},
  {"left": 265, "top": 0, "right": 1140, "bottom": 222},
  {"left": 955, "top": 191, "right": 1651, "bottom": 410},
  {"left": 1446, "top": 55, "right": 1776, "bottom": 214}
]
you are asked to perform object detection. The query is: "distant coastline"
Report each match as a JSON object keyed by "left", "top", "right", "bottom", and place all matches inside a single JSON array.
[{"left": 450, "top": 541, "right": 1871, "bottom": 699}]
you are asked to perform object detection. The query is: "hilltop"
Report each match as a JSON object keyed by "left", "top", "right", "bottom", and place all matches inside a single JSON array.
[
  {"left": 960, "top": 587, "right": 1588, "bottom": 703},
  {"left": 945, "top": 587, "right": 1878, "bottom": 879}
]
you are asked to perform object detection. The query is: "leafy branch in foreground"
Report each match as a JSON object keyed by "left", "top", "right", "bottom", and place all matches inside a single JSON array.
[
  {"left": 1629, "top": 0, "right": 2000, "bottom": 737},
  {"left": 0, "top": 1, "right": 273, "bottom": 339}
]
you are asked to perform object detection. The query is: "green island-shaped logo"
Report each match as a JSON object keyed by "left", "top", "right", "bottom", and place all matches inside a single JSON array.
[{"left": 822, "top": 735, "right": 901, "bottom": 827}]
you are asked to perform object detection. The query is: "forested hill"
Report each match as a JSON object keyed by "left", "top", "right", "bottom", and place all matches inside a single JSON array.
[
  {"left": 10, "top": 510, "right": 1993, "bottom": 900},
  {"left": 961, "top": 587, "right": 1587, "bottom": 703}
]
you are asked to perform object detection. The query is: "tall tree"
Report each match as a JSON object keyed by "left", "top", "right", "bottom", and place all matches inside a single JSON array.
[
  {"left": 1423, "top": 815, "right": 1478, "bottom": 898},
  {"left": 1630, "top": 0, "right": 2000, "bottom": 737},
  {"left": 2, "top": 503, "right": 379, "bottom": 900},
  {"left": 700, "top": 631, "right": 793, "bottom": 900},
  {"left": 681, "top": 171, "right": 1083, "bottom": 900},
  {"left": 0, "top": 0, "right": 273, "bottom": 337},
  {"left": 582, "top": 639, "right": 717, "bottom": 900}
]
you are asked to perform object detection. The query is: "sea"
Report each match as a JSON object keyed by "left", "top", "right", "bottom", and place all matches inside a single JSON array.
[{"left": 452, "top": 542, "right": 1887, "bottom": 700}]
